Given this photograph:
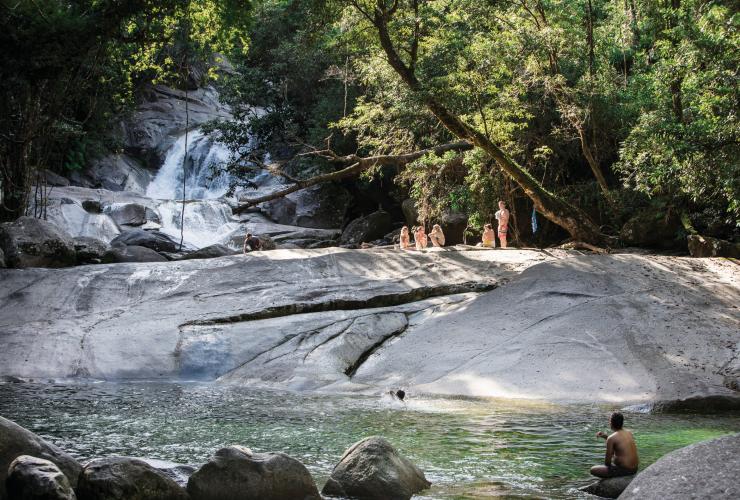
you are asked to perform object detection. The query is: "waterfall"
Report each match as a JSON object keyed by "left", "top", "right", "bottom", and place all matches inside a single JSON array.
[
  {"left": 146, "top": 129, "right": 233, "bottom": 201},
  {"left": 155, "top": 199, "right": 241, "bottom": 249}
]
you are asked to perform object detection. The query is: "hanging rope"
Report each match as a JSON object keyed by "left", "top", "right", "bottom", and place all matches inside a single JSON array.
[{"left": 179, "top": 1, "right": 191, "bottom": 252}]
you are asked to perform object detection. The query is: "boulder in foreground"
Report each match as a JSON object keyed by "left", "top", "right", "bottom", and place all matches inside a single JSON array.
[
  {"left": 619, "top": 433, "right": 740, "bottom": 500},
  {"left": 0, "top": 217, "right": 76, "bottom": 268},
  {"left": 579, "top": 475, "right": 634, "bottom": 498},
  {"left": 186, "top": 445, "right": 320, "bottom": 500},
  {"left": 76, "top": 457, "right": 187, "bottom": 500},
  {"left": 0, "top": 416, "right": 81, "bottom": 499},
  {"left": 6, "top": 455, "right": 76, "bottom": 500},
  {"left": 322, "top": 436, "right": 431, "bottom": 500}
]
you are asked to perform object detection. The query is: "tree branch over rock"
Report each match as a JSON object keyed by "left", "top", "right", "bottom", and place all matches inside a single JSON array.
[{"left": 232, "top": 140, "right": 472, "bottom": 214}]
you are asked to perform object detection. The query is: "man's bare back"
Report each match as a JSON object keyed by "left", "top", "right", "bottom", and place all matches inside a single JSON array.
[{"left": 590, "top": 412, "right": 639, "bottom": 478}]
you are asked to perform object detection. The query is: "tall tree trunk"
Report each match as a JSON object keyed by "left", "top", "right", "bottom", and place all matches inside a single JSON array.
[
  {"left": 0, "top": 140, "right": 32, "bottom": 222},
  {"left": 369, "top": 6, "right": 603, "bottom": 243}
]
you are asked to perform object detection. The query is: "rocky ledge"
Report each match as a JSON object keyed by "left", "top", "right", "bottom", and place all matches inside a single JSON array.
[{"left": 0, "top": 247, "right": 737, "bottom": 405}]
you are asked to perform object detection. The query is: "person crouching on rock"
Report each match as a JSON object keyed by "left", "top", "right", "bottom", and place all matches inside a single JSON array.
[
  {"left": 429, "top": 224, "right": 445, "bottom": 247},
  {"left": 481, "top": 223, "right": 495, "bottom": 248},
  {"left": 399, "top": 226, "right": 413, "bottom": 250},
  {"left": 243, "top": 233, "right": 262, "bottom": 253},
  {"left": 415, "top": 226, "right": 428, "bottom": 250},
  {"left": 590, "top": 412, "right": 639, "bottom": 479}
]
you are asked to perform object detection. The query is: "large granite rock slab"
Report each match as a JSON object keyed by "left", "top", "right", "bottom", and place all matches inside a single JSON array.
[
  {"left": 0, "top": 416, "right": 81, "bottom": 500},
  {"left": 0, "top": 249, "right": 737, "bottom": 405},
  {"left": 76, "top": 457, "right": 187, "bottom": 500},
  {"left": 619, "top": 433, "right": 740, "bottom": 500},
  {"left": 186, "top": 446, "right": 319, "bottom": 500},
  {"left": 0, "top": 217, "right": 76, "bottom": 268},
  {"left": 322, "top": 436, "right": 430, "bottom": 500},
  {"left": 6, "top": 455, "right": 77, "bottom": 500}
]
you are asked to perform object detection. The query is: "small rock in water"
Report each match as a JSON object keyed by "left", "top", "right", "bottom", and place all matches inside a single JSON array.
[
  {"left": 76, "top": 457, "right": 188, "bottom": 500},
  {"left": 6, "top": 455, "right": 77, "bottom": 500},
  {"left": 186, "top": 445, "right": 320, "bottom": 500},
  {"left": 579, "top": 475, "right": 634, "bottom": 498},
  {"left": 322, "top": 436, "right": 431, "bottom": 500}
]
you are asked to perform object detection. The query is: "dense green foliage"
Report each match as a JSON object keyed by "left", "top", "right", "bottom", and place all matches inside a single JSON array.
[
  {"left": 1, "top": 0, "right": 736, "bottom": 244},
  {"left": 0, "top": 0, "right": 250, "bottom": 221}
]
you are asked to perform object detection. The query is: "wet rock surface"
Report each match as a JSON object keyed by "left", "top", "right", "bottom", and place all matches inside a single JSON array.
[
  {"left": 6, "top": 455, "right": 77, "bottom": 500},
  {"left": 72, "top": 237, "right": 110, "bottom": 265},
  {"left": 102, "top": 244, "right": 169, "bottom": 263},
  {"left": 76, "top": 457, "right": 187, "bottom": 500},
  {"left": 0, "top": 217, "right": 76, "bottom": 268},
  {"left": 179, "top": 244, "right": 236, "bottom": 260},
  {"left": 0, "top": 416, "right": 81, "bottom": 499},
  {"left": 186, "top": 446, "right": 320, "bottom": 500},
  {"left": 619, "top": 433, "right": 740, "bottom": 500},
  {"left": 580, "top": 475, "right": 634, "bottom": 498},
  {"left": 322, "top": 436, "right": 430, "bottom": 500}
]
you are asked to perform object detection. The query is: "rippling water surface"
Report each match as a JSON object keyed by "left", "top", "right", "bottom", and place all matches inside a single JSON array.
[{"left": 1, "top": 383, "right": 737, "bottom": 499}]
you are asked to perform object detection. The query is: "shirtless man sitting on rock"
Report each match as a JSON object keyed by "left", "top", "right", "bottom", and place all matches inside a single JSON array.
[{"left": 590, "top": 412, "right": 639, "bottom": 479}]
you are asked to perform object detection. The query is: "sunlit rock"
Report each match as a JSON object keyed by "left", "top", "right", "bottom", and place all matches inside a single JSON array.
[
  {"left": 76, "top": 457, "right": 187, "bottom": 500},
  {"left": 322, "top": 436, "right": 431, "bottom": 500},
  {"left": 6, "top": 455, "right": 77, "bottom": 500}
]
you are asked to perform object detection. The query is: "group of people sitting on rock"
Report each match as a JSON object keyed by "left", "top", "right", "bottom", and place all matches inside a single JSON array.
[
  {"left": 398, "top": 200, "right": 512, "bottom": 250},
  {"left": 399, "top": 224, "right": 446, "bottom": 250}
]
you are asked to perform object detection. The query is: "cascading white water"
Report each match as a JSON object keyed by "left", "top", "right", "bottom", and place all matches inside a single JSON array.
[{"left": 146, "top": 129, "right": 233, "bottom": 200}]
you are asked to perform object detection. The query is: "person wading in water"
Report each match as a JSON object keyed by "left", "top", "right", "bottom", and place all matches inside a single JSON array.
[{"left": 590, "top": 412, "right": 639, "bottom": 478}]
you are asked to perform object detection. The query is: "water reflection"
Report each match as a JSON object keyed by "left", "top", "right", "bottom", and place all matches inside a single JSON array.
[{"left": 1, "top": 382, "right": 737, "bottom": 499}]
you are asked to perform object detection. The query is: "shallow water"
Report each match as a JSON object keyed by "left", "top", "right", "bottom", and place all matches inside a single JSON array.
[{"left": 1, "top": 383, "right": 737, "bottom": 499}]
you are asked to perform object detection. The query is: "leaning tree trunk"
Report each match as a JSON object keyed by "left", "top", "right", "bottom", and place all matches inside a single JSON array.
[
  {"left": 0, "top": 140, "right": 32, "bottom": 222},
  {"left": 371, "top": 9, "right": 603, "bottom": 243}
]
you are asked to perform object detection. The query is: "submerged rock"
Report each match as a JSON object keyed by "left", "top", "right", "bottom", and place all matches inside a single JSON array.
[
  {"left": 186, "top": 445, "right": 320, "bottom": 500},
  {"left": 322, "top": 436, "right": 431, "bottom": 500},
  {"left": 619, "top": 433, "right": 740, "bottom": 500},
  {"left": 0, "top": 416, "right": 82, "bottom": 499},
  {"left": 579, "top": 475, "right": 633, "bottom": 498},
  {"left": 6, "top": 455, "right": 76, "bottom": 500},
  {"left": 340, "top": 211, "right": 393, "bottom": 246},
  {"left": 0, "top": 217, "right": 76, "bottom": 268},
  {"left": 76, "top": 457, "right": 187, "bottom": 500},
  {"left": 110, "top": 229, "right": 177, "bottom": 253}
]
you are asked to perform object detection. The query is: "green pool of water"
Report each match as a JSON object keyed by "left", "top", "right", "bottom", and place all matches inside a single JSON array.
[{"left": 1, "top": 383, "right": 737, "bottom": 499}]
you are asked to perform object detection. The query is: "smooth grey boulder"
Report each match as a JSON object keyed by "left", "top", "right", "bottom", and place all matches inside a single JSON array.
[
  {"left": 439, "top": 212, "right": 468, "bottom": 246},
  {"left": 104, "top": 203, "right": 160, "bottom": 228},
  {"left": 322, "top": 436, "right": 431, "bottom": 500},
  {"left": 41, "top": 170, "right": 71, "bottom": 188},
  {"left": 340, "top": 211, "right": 393, "bottom": 246},
  {"left": 80, "top": 200, "right": 102, "bottom": 214},
  {"left": 620, "top": 208, "right": 681, "bottom": 249},
  {"left": 261, "top": 184, "right": 350, "bottom": 229},
  {"left": 687, "top": 234, "right": 740, "bottom": 258},
  {"left": 72, "top": 237, "right": 110, "bottom": 265},
  {"left": 102, "top": 245, "right": 168, "bottom": 263},
  {"left": 179, "top": 244, "right": 236, "bottom": 260},
  {"left": 619, "top": 433, "right": 740, "bottom": 499},
  {"left": 84, "top": 154, "right": 151, "bottom": 194},
  {"left": 6, "top": 455, "right": 76, "bottom": 500},
  {"left": 186, "top": 445, "right": 320, "bottom": 500},
  {"left": 110, "top": 229, "right": 177, "bottom": 252},
  {"left": 401, "top": 199, "right": 419, "bottom": 226},
  {"left": 0, "top": 217, "right": 76, "bottom": 269},
  {"left": 580, "top": 475, "right": 634, "bottom": 498},
  {"left": 0, "top": 416, "right": 81, "bottom": 499},
  {"left": 76, "top": 457, "right": 187, "bottom": 500}
]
